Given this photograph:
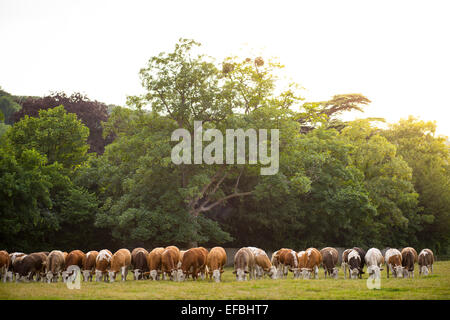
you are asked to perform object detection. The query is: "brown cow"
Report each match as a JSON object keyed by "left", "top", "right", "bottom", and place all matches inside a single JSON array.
[
  {"left": 109, "top": 248, "right": 131, "bottom": 282},
  {"left": 146, "top": 247, "right": 165, "bottom": 280},
  {"left": 62, "top": 250, "right": 85, "bottom": 282},
  {"left": 8, "top": 252, "right": 26, "bottom": 282},
  {"left": 276, "top": 248, "right": 298, "bottom": 279},
  {"left": 177, "top": 248, "right": 207, "bottom": 281},
  {"left": 178, "top": 250, "right": 187, "bottom": 269},
  {"left": 131, "top": 248, "right": 149, "bottom": 280},
  {"left": 81, "top": 251, "right": 99, "bottom": 282},
  {"left": 0, "top": 250, "right": 10, "bottom": 283},
  {"left": 233, "top": 247, "right": 256, "bottom": 281},
  {"left": 385, "top": 248, "right": 404, "bottom": 278},
  {"left": 161, "top": 247, "right": 179, "bottom": 281},
  {"left": 298, "top": 248, "right": 322, "bottom": 279},
  {"left": 165, "top": 246, "right": 180, "bottom": 259},
  {"left": 206, "top": 247, "right": 227, "bottom": 282},
  {"left": 95, "top": 249, "right": 112, "bottom": 282},
  {"left": 320, "top": 247, "right": 339, "bottom": 279},
  {"left": 14, "top": 252, "right": 47, "bottom": 282},
  {"left": 46, "top": 250, "right": 65, "bottom": 283},
  {"left": 418, "top": 249, "right": 434, "bottom": 276},
  {"left": 247, "top": 247, "right": 277, "bottom": 279},
  {"left": 401, "top": 247, "right": 416, "bottom": 278}
]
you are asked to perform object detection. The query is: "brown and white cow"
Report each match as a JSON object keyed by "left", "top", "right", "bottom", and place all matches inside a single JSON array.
[
  {"left": 95, "top": 249, "right": 112, "bottom": 282},
  {"left": 385, "top": 248, "right": 404, "bottom": 278},
  {"left": 0, "top": 250, "right": 10, "bottom": 283},
  {"left": 233, "top": 247, "right": 256, "bottom": 281},
  {"left": 401, "top": 247, "right": 416, "bottom": 278},
  {"left": 45, "top": 250, "right": 65, "bottom": 283},
  {"left": 320, "top": 247, "right": 339, "bottom": 279},
  {"left": 109, "top": 248, "right": 131, "bottom": 282},
  {"left": 131, "top": 248, "right": 149, "bottom": 280},
  {"left": 247, "top": 247, "right": 277, "bottom": 280},
  {"left": 178, "top": 250, "right": 187, "bottom": 269},
  {"left": 161, "top": 247, "right": 180, "bottom": 281},
  {"left": 347, "top": 249, "right": 363, "bottom": 279},
  {"left": 418, "top": 249, "right": 434, "bottom": 276},
  {"left": 270, "top": 250, "right": 283, "bottom": 279},
  {"left": 341, "top": 249, "right": 352, "bottom": 279},
  {"left": 7, "top": 252, "right": 26, "bottom": 282},
  {"left": 81, "top": 251, "right": 98, "bottom": 282},
  {"left": 206, "top": 247, "right": 227, "bottom": 282},
  {"left": 177, "top": 247, "right": 208, "bottom": 281},
  {"left": 146, "top": 247, "right": 165, "bottom": 280},
  {"left": 14, "top": 252, "right": 47, "bottom": 282},
  {"left": 62, "top": 250, "right": 85, "bottom": 282},
  {"left": 279, "top": 248, "right": 300, "bottom": 278},
  {"left": 298, "top": 248, "right": 322, "bottom": 279},
  {"left": 364, "top": 248, "right": 384, "bottom": 279}
]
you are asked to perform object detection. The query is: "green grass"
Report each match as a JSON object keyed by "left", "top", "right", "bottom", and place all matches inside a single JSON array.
[{"left": 1, "top": 261, "right": 449, "bottom": 300}]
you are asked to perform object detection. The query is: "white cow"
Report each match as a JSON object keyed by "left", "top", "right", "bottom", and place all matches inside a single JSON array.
[{"left": 365, "top": 248, "right": 384, "bottom": 279}]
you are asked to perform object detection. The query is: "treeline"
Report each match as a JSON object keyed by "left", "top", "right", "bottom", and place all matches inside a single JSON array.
[{"left": 1, "top": 39, "right": 449, "bottom": 255}]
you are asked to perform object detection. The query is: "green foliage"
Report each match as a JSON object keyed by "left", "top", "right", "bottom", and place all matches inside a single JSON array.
[
  {"left": 7, "top": 105, "right": 89, "bottom": 170},
  {"left": 0, "top": 88, "right": 21, "bottom": 125}
]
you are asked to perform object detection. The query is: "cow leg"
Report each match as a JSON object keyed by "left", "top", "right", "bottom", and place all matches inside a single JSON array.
[{"left": 386, "top": 264, "right": 389, "bottom": 278}]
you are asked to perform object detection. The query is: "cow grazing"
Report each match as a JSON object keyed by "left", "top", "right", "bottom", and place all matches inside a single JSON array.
[
  {"left": 351, "top": 247, "right": 366, "bottom": 279},
  {"left": 385, "top": 248, "right": 404, "bottom": 278},
  {"left": 177, "top": 248, "right": 208, "bottom": 281},
  {"left": 147, "top": 247, "right": 165, "bottom": 280},
  {"left": 298, "top": 248, "right": 322, "bottom": 279},
  {"left": 233, "top": 247, "right": 256, "bottom": 281},
  {"left": 347, "top": 249, "right": 363, "bottom": 279},
  {"left": 109, "top": 249, "right": 131, "bottom": 282},
  {"left": 161, "top": 247, "right": 180, "bottom": 281},
  {"left": 45, "top": 250, "right": 65, "bottom": 283},
  {"left": 401, "top": 247, "right": 416, "bottom": 278},
  {"left": 7, "top": 252, "right": 26, "bottom": 282},
  {"left": 341, "top": 249, "right": 352, "bottom": 279},
  {"left": 320, "top": 247, "right": 339, "bottom": 279},
  {"left": 247, "top": 247, "right": 277, "bottom": 280},
  {"left": 418, "top": 249, "right": 434, "bottom": 276},
  {"left": 81, "top": 251, "right": 98, "bottom": 282},
  {"left": 14, "top": 252, "right": 47, "bottom": 282},
  {"left": 62, "top": 250, "right": 85, "bottom": 282},
  {"left": 365, "top": 248, "right": 384, "bottom": 279},
  {"left": 206, "top": 247, "right": 227, "bottom": 282},
  {"left": 0, "top": 251, "right": 10, "bottom": 283},
  {"left": 131, "top": 248, "right": 149, "bottom": 280},
  {"left": 95, "top": 249, "right": 112, "bottom": 282},
  {"left": 278, "top": 248, "right": 300, "bottom": 278},
  {"left": 271, "top": 250, "right": 283, "bottom": 279}
]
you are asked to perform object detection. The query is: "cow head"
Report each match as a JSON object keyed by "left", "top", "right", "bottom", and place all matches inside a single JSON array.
[
  {"left": 300, "top": 268, "right": 313, "bottom": 279},
  {"left": 95, "top": 270, "right": 103, "bottom": 282},
  {"left": 46, "top": 271, "right": 55, "bottom": 283},
  {"left": 149, "top": 269, "right": 158, "bottom": 280},
  {"left": 267, "top": 266, "right": 278, "bottom": 279},
  {"left": 82, "top": 270, "right": 92, "bottom": 282},
  {"left": 177, "top": 269, "right": 186, "bottom": 282},
  {"left": 108, "top": 271, "right": 117, "bottom": 282},
  {"left": 420, "top": 265, "right": 429, "bottom": 276},
  {"left": 367, "top": 265, "right": 382, "bottom": 279},
  {"left": 330, "top": 267, "right": 339, "bottom": 279},
  {"left": 350, "top": 268, "right": 360, "bottom": 279},
  {"left": 393, "top": 265, "right": 405, "bottom": 278},
  {"left": 133, "top": 269, "right": 143, "bottom": 280},
  {"left": 212, "top": 269, "right": 221, "bottom": 283},
  {"left": 233, "top": 268, "right": 248, "bottom": 281}
]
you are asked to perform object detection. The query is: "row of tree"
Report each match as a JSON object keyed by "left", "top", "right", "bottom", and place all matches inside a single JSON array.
[{"left": 1, "top": 39, "right": 449, "bottom": 255}]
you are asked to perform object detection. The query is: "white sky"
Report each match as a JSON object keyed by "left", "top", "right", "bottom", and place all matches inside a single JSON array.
[{"left": 1, "top": 0, "right": 449, "bottom": 137}]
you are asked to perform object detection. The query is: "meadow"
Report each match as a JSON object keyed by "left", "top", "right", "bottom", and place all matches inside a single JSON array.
[{"left": 1, "top": 262, "right": 449, "bottom": 300}]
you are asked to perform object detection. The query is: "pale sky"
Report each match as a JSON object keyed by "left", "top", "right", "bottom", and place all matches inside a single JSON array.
[{"left": 1, "top": 0, "right": 449, "bottom": 137}]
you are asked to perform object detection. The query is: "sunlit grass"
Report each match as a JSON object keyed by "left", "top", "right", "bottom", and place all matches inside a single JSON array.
[{"left": 1, "top": 261, "right": 449, "bottom": 300}]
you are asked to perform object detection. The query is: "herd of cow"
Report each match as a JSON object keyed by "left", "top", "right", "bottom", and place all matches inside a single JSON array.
[{"left": 0, "top": 245, "right": 436, "bottom": 284}]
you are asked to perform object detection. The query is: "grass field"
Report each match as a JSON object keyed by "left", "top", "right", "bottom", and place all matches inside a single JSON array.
[{"left": 1, "top": 262, "right": 449, "bottom": 300}]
